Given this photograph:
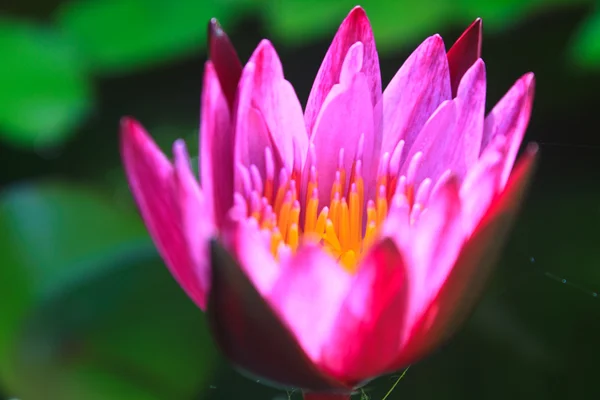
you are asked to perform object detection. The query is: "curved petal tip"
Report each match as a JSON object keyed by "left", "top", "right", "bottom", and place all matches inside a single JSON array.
[
  {"left": 447, "top": 18, "right": 483, "bottom": 96},
  {"left": 207, "top": 18, "right": 242, "bottom": 108}
]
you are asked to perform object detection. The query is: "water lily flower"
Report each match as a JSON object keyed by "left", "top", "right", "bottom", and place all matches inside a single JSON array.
[{"left": 121, "top": 6, "right": 537, "bottom": 400}]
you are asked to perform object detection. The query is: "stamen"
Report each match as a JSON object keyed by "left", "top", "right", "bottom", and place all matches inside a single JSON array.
[
  {"left": 250, "top": 190, "right": 261, "bottom": 221},
  {"left": 376, "top": 185, "right": 388, "bottom": 226},
  {"left": 314, "top": 207, "right": 329, "bottom": 238},
  {"left": 339, "top": 198, "right": 350, "bottom": 250},
  {"left": 415, "top": 178, "right": 432, "bottom": 206},
  {"left": 250, "top": 164, "right": 263, "bottom": 196},
  {"left": 304, "top": 188, "right": 319, "bottom": 233},
  {"left": 325, "top": 220, "right": 342, "bottom": 257},
  {"left": 406, "top": 151, "right": 423, "bottom": 187},
  {"left": 338, "top": 148, "right": 346, "bottom": 194},
  {"left": 270, "top": 228, "right": 283, "bottom": 256},
  {"left": 273, "top": 169, "right": 288, "bottom": 215},
  {"left": 278, "top": 191, "right": 292, "bottom": 239},
  {"left": 265, "top": 147, "right": 274, "bottom": 202},
  {"left": 349, "top": 183, "right": 360, "bottom": 251},
  {"left": 329, "top": 192, "right": 341, "bottom": 236},
  {"left": 288, "top": 223, "right": 299, "bottom": 252},
  {"left": 237, "top": 163, "right": 252, "bottom": 199}
]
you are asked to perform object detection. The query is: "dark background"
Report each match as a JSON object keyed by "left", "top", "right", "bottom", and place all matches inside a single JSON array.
[{"left": 1, "top": 0, "right": 599, "bottom": 399}]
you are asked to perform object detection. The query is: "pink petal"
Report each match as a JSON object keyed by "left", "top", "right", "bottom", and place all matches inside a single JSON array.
[
  {"left": 409, "top": 177, "right": 464, "bottom": 320},
  {"left": 201, "top": 61, "right": 234, "bottom": 227},
  {"left": 234, "top": 62, "right": 279, "bottom": 186},
  {"left": 391, "top": 144, "right": 538, "bottom": 370},
  {"left": 207, "top": 236, "right": 349, "bottom": 391},
  {"left": 222, "top": 218, "right": 281, "bottom": 296},
  {"left": 268, "top": 243, "right": 353, "bottom": 369},
  {"left": 120, "top": 118, "right": 209, "bottom": 310},
  {"left": 207, "top": 18, "right": 242, "bottom": 109},
  {"left": 399, "top": 100, "right": 458, "bottom": 185},
  {"left": 173, "top": 140, "right": 213, "bottom": 310},
  {"left": 245, "top": 40, "right": 308, "bottom": 172},
  {"left": 447, "top": 18, "right": 482, "bottom": 97},
  {"left": 310, "top": 41, "right": 375, "bottom": 209},
  {"left": 399, "top": 60, "right": 486, "bottom": 184},
  {"left": 455, "top": 58, "right": 486, "bottom": 168},
  {"left": 482, "top": 73, "right": 535, "bottom": 187},
  {"left": 321, "top": 239, "right": 408, "bottom": 383},
  {"left": 305, "top": 6, "right": 381, "bottom": 136},
  {"left": 381, "top": 35, "right": 452, "bottom": 158},
  {"left": 459, "top": 135, "right": 505, "bottom": 235}
]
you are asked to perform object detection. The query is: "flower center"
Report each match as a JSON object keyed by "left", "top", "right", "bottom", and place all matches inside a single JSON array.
[{"left": 234, "top": 140, "right": 433, "bottom": 272}]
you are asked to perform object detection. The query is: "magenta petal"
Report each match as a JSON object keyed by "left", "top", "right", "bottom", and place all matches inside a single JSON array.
[
  {"left": 201, "top": 61, "right": 234, "bottom": 227},
  {"left": 268, "top": 244, "right": 352, "bottom": 366},
  {"left": 399, "top": 100, "right": 458, "bottom": 185},
  {"left": 305, "top": 6, "right": 381, "bottom": 136},
  {"left": 321, "top": 239, "right": 408, "bottom": 383},
  {"left": 310, "top": 44, "right": 375, "bottom": 208},
  {"left": 207, "top": 18, "right": 242, "bottom": 109},
  {"left": 399, "top": 59, "right": 486, "bottom": 184},
  {"left": 120, "top": 118, "right": 209, "bottom": 310},
  {"left": 173, "top": 140, "right": 213, "bottom": 310},
  {"left": 447, "top": 18, "right": 482, "bottom": 97},
  {"left": 245, "top": 40, "right": 308, "bottom": 172},
  {"left": 234, "top": 62, "right": 278, "bottom": 182},
  {"left": 207, "top": 238, "right": 350, "bottom": 391},
  {"left": 482, "top": 73, "right": 535, "bottom": 187},
  {"left": 460, "top": 135, "right": 504, "bottom": 234},
  {"left": 381, "top": 35, "right": 451, "bottom": 157},
  {"left": 411, "top": 177, "right": 464, "bottom": 311},
  {"left": 455, "top": 58, "right": 487, "bottom": 170},
  {"left": 393, "top": 145, "right": 538, "bottom": 370}
]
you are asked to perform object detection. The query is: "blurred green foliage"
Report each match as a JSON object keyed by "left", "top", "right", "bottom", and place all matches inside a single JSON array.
[
  {"left": 0, "top": 19, "right": 91, "bottom": 149},
  {"left": 0, "top": 182, "right": 219, "bottom": 399}
]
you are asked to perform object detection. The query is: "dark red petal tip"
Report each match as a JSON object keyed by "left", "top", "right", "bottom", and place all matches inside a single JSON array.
[
  {"left": 207, "top": 18, "right": 243, "bottom": 108},
  {"left": 447, "top": 18, "right": 483, "bottom": 97}
]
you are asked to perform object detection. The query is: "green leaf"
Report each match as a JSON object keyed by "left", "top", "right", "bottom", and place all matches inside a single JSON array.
[
  {"left": 0, "top": 19, "right": 92, "bottom": 149},
  {"left": 0, "top": 181, "right": 220, "bottom": 399},
  {"left": 55, "top": 0, "right": 244, "bottom": 74},
  {"left": 569, "top": 7, "right": 600, "bottom": 69}
]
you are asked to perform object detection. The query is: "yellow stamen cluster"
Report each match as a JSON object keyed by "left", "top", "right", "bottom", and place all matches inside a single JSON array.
[{"left": 247, "top": 159, "right": 390, "bottom": 272}]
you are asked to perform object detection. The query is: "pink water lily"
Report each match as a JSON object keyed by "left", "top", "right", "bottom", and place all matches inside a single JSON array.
[{"left": 121, "top": 6, "right": 537, "bottom": 398}]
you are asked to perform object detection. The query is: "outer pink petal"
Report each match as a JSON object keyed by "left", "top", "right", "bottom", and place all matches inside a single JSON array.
[
  {"left": 207, "top": 18, "right": 242, "bottom": 109},
  {"left": 207, "top": 233, "right": 350, "bottom": 391},
  {"left": 245, "top": 40, "right": 308, "bottom": 172},
  {"left": 267, "top": 243, "right": 353, "bottom": 369},
  {"left": 321, "top": 239, "right": 408, "bottom": 383},
  {"left": 310, "top": 42, "right": 375, "bottom": 208},
  {"left": 305, "top": 6, "right": 381, "bottom": 136},
  {"left": 173, "top": 140, "right": 213, "bottom": 310},
  {"left": 121, "top": 118, "right": 209, "bottom": 310},
  {"left": 460, "top": 135, "right": 505, "bottom": 234},
  {"left": 381, "top": 35, "right": 451, "bottom": 158},
  {"left": 408, "top": 177, "right": 465, "bottom": 326},
  {"left": 447, "top": 18, "right": 482, "bottom": 97},
  {"left": 201, "top": 61, "right": 233, "bottom": 227},
  {"left": 391, "top": 144, "right": 538, "bottom": 370},
  {"left": 482, "top": 73, "right": 535, "bottom": 187}
]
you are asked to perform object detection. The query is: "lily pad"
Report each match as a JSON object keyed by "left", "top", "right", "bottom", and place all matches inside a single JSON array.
[{"left": 0, "top": 19, "right": 91, "bottom": 149}]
